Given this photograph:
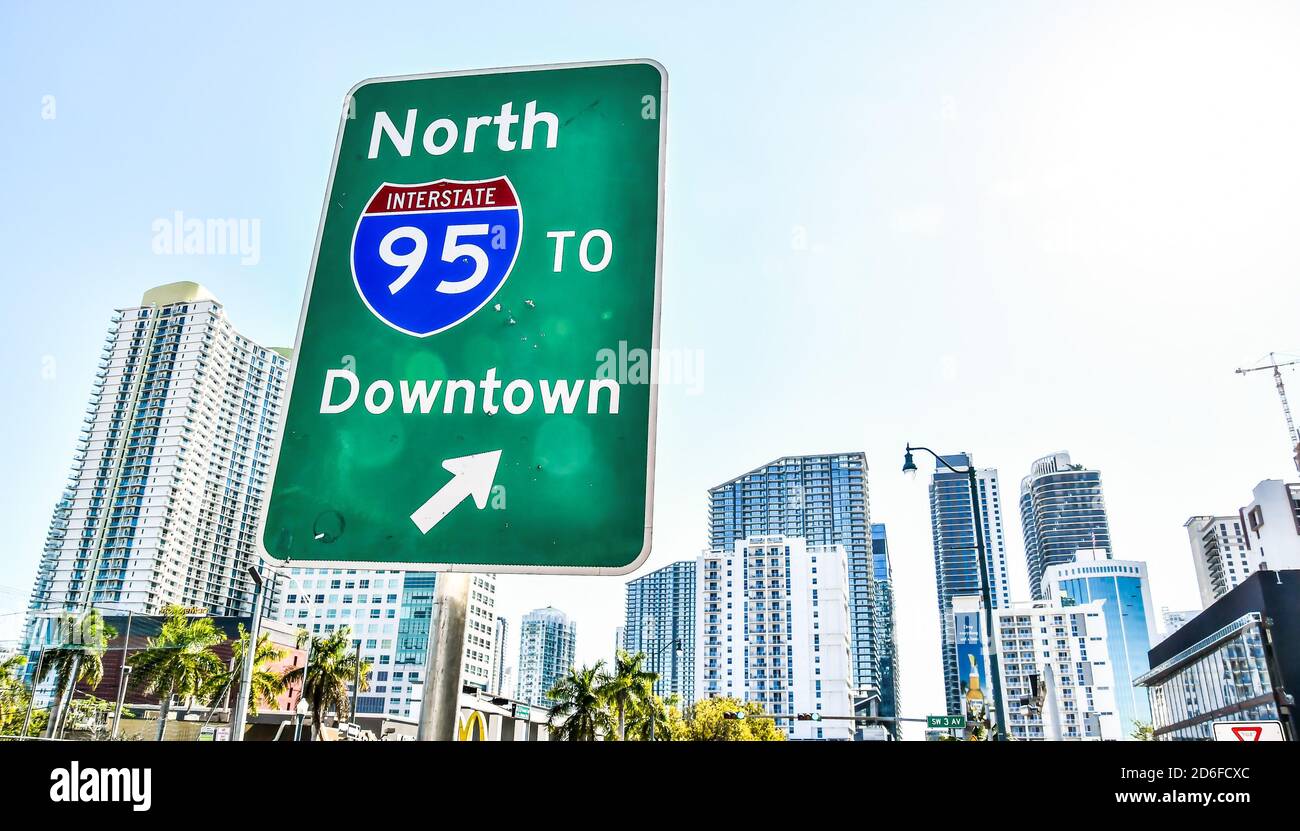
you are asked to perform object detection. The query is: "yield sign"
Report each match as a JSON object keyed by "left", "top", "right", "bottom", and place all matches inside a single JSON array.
[
  {"left": 1231, "top": 726, "right": 1262, "bottom": 741},
  {"left": 1211, "top": 720, "right": 1285, "bottom": 741}
]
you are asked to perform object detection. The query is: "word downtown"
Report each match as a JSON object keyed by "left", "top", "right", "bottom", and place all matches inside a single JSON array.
[{"left": 320, "top": 368, "right": 622, "bottom": 415}]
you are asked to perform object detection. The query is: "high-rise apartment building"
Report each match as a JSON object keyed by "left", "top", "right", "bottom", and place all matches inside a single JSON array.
[
  {"left": 624, "top": 560, "right": 696, "bottom": 708},
  {"left": 1184, "top": 515, "right": 1252, "bottom": 606},
  {"left": 930, "top": 453, "right": 1011, "bottom": 718},
  {"left": 276, "top": 568, "right": 498, "bottom": 719},
  {"left": 516, "top": 607, "right": 577, "bottom": 708},
  {"left": 708, "top": 453, "right": 881, "bottom": 707},
  {"left": 1185, "top": 480, "right": 1300, "bottom": 607},
  {"left": 993, "top": 598, "right": 1121, "bottom": 740},
  {"left": 1042, "top": 550, "right": 1156, "bottom": 734},
  {"left": 696, "top": 535, "right": 854, "bottom": 740},
  {"left": 1019, "top": 452, "right": 1112, "bottom": 600},
  {"left": 24, "top": 282, "right": 289, "bottom": 650}
]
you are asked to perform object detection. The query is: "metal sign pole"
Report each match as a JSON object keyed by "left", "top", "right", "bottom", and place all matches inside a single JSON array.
[
  {"left": 21, "top": 646, "right": 46, "bottom": 739},
  {"left": 417, "top": 572, "right": 470, "bottom": 741},
  {"left": 231, "top": 567, "right": 265, "bottom": 741},
  {"left": 111, "top": 611, "right": 133, "bottom": 740}
]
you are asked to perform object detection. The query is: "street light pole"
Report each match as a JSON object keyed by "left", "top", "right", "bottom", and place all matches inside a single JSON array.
[
  {"left": 294, "top": 697, "right": 309, "bottom": 742},
  {"left": 231, "top": 565, "right": 264, "bottom": 742},
  {"left": 111, "top": 611, "right": 133, "bottom": 740},
  {"left": 647, "top": 638, "right": 682, "bottom": 742},
  {"left": 294, "top": 633, "right": 314, "bottom": 742},
  {"left": 904, "top": 444, "right": 1008, "bottom": 741},
  {"left": 21, "top": 645, "right": 46, "bottom": 739},
  {"left": 349, "top": 639, "right": 361, "bottom": 736}
]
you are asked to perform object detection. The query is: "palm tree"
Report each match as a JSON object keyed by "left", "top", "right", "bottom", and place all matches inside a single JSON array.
[
  {"left": 602, "top": 650, "right": 657, "bottom": 740},
  {"left": 37, "top": 609, "right": 116, "bottom": 738},
  {"left": 127, "top": 606, "right": 227, "bottom": 741},
  {"left": 626, "top": 693, "right": 677, "bottom": 741},
  {"left": 202, "top": 625, "right": 287, "bottom": 719},
  {"left": 546, "top": 662, "right": 615, "bottom": 741},
  {"left": 279, "top": 626, "right": 369, "bottom": 740}
]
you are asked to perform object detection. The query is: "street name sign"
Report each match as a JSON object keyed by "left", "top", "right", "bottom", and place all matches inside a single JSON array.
[
  {"left": 927, "top": 715, "right": 966, "bottom": 729},
  {"left": 1211, "top": 720, "right": 1285, "bottom": 741},
  {"left": 261, "top": 60, "right": 666, "bottom": 574}
]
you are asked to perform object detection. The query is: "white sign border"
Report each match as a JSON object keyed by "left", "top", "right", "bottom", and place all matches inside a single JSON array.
[
  {"left": 255, "top": 59, "right": 667, "bottom": 577},
  {"left": 1210, "top": 720, "right": 1286, "bottom": 741}
]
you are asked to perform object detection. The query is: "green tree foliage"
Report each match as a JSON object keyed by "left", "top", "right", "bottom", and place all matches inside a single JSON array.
[
  {"left": 280, "top": 626, "right": 370, "bottom": 739},
  {"left": 128, "top": 606, "right": 227, "bottom": 741},
  {"left": 203, "top": 625, "right": 287, "bottom": 718},
  {"left": 676, "top": 697, "right": 786, "bottom": 741},
  {"left": 547, "top": 662, "right": 616, "bottom": 741},
  {"left": 603, "top": 650, "right": 658, "bottom": 740},
  {"left": 625, "top": 693, "right": 677, "bottom": 741},
  {"left": 0, "top": 654, "right": 47, "bottom": 737},
  {"left": 35, "top": 609, "right": 117, "bottom": 737}
]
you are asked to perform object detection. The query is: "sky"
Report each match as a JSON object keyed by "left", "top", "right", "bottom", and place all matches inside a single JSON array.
[{"left": 3, "top": 1, "right": 1300, "bottom": 740}]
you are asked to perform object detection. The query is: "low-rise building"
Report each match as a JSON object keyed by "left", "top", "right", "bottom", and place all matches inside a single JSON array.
[
  {"left": 993, "top": 599, "right": 1121, "bottom": 740},
  {"left": 275, "top": 568, "right": 499, "bottom": 719},
  {"left": 1136, "top": 569, "right": 1299, "bottom": 740}
]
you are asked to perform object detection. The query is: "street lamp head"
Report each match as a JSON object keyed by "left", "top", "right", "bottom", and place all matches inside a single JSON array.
[{"left": 902, "top": 449, "right": 918, "bottom": 480}]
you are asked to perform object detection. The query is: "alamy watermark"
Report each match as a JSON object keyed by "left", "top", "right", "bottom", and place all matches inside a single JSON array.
[
  {"left": 595, "top": 340, "right": 704, "bottom": 395},
  {"left": 151, "top": 210, "right": 261, "bottom": 265}
]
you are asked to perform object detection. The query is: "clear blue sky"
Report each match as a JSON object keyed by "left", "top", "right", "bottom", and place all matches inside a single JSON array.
[{"left": 4, "top": 1, "right": 1300, "bottom": 738}]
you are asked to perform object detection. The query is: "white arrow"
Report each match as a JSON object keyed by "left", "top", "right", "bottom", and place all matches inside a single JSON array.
[{"left": 410, "top": 450, "right": 502, "bottom": 534}]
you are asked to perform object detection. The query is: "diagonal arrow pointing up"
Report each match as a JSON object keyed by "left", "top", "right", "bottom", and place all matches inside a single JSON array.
[{"left": 410, "top": 450, "right": 502, "bottom": 534}]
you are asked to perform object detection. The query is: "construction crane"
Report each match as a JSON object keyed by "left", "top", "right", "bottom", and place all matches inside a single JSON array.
[{"left": 1236, "top": 352, "right": 1300, "bottom": 470}]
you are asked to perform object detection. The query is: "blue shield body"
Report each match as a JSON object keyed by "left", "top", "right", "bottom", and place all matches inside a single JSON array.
[{"left": 351, "top": 176, "right": 522, "bottom": 337}]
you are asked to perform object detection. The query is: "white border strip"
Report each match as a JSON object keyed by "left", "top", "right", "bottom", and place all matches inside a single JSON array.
[{"left": 255, "top": 59, "right": 667, "bottom": 577}]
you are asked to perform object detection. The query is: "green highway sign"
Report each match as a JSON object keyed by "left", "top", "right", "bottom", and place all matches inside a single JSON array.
[
  {"left": 261, "top": 60, "right": 666, "bottom": 574},
  {"left": 927, "top": 715, "right": 967, "bottom": 729}
]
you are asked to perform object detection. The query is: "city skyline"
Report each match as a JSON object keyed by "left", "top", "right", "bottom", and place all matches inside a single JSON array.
[
  {"left": 7, "top": 2, "right": 1300, "bottom": 741},
  {"left": 10, "top": 280, "right": 1300, "bottom": 738}
]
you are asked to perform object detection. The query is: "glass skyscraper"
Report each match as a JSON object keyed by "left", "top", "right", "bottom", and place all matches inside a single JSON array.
[
  {"left": 1019, "top": 452, "right": 1112, "bottom": 600},
  {"left": 871, "top": 523, "right": 900, "bottom": 736},
  {"left": 708, "top": 453, "right": 881, "bottom": 702},
  {"left": 929, "top": 453, "right": 1011, "bottom": 718},
  {"left": 624, "top": 560, "right": 697, "bottom": 708},
  {"left": 1042, "top": 551, "right": 1156, "bottom": 735}
]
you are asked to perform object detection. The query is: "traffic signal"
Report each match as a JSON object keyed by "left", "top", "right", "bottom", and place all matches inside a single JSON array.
[
  {"left": 796, "top": 712, "right": 823, "bottom": 721},
  {"left": 722, "top": 711, "right": 747, "bottom": 720}
]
